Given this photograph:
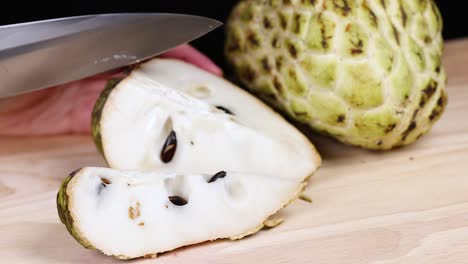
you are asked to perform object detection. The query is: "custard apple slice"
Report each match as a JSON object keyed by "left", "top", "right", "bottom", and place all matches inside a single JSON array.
[
  {"left": 225, "top": 0, "right": 448, "bottom": 150},
  {"left": 57, "top": 167, "right": 307, "bottom": 259},
  {"left": 92, "top": 58, "right": 320, "bottom": 179}
]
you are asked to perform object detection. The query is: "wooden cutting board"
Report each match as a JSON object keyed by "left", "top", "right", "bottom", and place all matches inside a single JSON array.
[{"left": 1, "top": 38, "right": 467, "bottom": 264}]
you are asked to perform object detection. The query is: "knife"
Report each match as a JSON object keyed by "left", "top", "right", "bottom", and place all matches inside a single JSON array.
[{"left": 0, "top": 13, "right": 222, "bottom": 98}]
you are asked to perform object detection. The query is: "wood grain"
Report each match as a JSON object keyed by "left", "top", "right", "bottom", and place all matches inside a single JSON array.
[{"left": 1, "top": 39, "right": 468, "bottom": 264}]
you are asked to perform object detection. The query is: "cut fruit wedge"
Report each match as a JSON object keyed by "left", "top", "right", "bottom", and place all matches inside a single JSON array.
[
  {"left": 58, "top": 58, "right": 322, "bottom": 259},
  {"left": 57, "top": 167, "right": 309, "bottom": 259},
  {"left": 91, "top": 59, "right": 321, "bottom": 180}
]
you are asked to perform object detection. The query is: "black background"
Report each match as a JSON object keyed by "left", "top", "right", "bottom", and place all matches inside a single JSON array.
[{"left": 0, "top": 1, "right": 463, "bottom": 70}]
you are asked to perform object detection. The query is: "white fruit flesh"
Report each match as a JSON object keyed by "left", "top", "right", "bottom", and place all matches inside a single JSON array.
[
  {"left": 67, "top": 167, "right": 303, "bottom": 259},
  {"left": 99, "top": 59, "right": 320, "bottom": 179}
]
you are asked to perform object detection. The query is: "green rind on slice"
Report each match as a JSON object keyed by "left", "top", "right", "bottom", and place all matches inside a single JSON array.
[
  {"left": 56, "top": 169, "right": 94, "bottom": 250},
  {"left": 91, "top": 78, "right": 122, "bottom": 158}
]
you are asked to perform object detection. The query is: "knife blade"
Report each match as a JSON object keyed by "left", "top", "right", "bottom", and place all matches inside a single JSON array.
[{"left": 0, "top": 13, "right": 222, "bottom": 98}]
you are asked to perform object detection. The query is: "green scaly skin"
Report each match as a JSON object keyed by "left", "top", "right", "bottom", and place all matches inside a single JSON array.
[
  {"left": 225, "top": 0, "right": 448, "bottom": 150},
  {"left": 56, "top": 169, "right": 94, "bottom": 249},
  {"left": 91, "top": 78, "right": 122, "bottom": 158}
]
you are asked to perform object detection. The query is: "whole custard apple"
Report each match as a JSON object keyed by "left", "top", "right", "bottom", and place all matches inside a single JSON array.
[{"left": 225, "top": 0, "right": 448, "bottom": 150}]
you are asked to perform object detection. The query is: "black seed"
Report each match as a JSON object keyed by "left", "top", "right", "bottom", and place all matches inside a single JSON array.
[
  {"left": 337, "top": 115, "right": 346, "bottom": 123},
  {"left": 160, "top": 131, "right": 177, "bottom": 163},
  {"left": 216, "top": 106, "right": 234, "bottom": 115},
  {"left": 190, "top": 141, "right": 194, "bottom": 146},
  {"left": 97, "top": 178, "right": 110, "bottom": 195},
  {"left": 208, "top": 171, "right": 227, "bottom": 183},
  {"left": 101, "top": 178, "right": 111, "bottom": 185},
  {"left": 169, "top": 196, "right": 188, "bottom": 206},
  {"left": 377, "top": 140, "right": 383, "bottom": 146}
]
